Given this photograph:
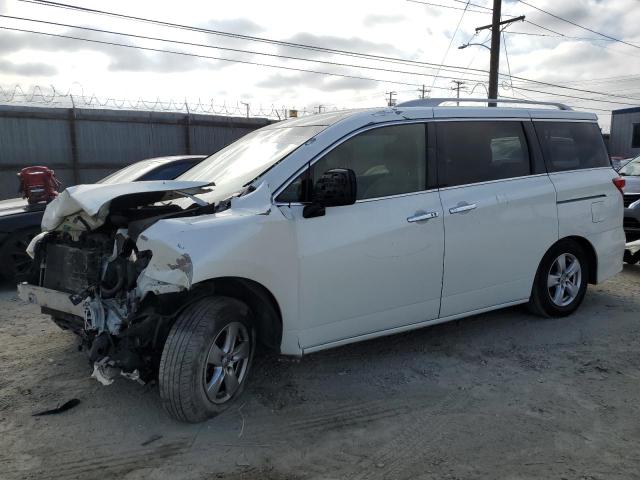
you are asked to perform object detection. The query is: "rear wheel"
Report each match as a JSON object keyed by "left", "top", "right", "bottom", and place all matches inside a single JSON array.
[
  {"left": 159, "top": 296, "right": 255, "bottom": 423},
  {"left": 529, "top": 240, "right": 589, "bottom": 317},
  {"left": 0, "top": 229, "right": 38, "bottom": 282}
]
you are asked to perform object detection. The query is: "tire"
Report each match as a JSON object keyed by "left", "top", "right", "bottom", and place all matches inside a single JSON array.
[
  {"left": 0, "top": 229, "right": 39, "bottom": 282},
  {"left": 528, "top": 239, "right": 589, "bottom": 318},
  {"left": 159, "top": 296, "right": 255, "bottom": 423}
]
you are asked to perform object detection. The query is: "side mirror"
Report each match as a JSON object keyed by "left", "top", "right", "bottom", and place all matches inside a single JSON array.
[{"left": 303, "top": 168, "right": 357, "bottom": 219}]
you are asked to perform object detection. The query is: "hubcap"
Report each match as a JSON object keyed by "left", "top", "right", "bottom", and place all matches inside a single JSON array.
[
  {"left": 547, "top": 253, "right": 582, "bottom": 307},
  {"left": 203, "top": 322, "right": 251, "bottom": 404}
]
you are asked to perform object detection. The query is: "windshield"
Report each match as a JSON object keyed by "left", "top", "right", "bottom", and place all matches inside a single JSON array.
[
  {"left": 98, "top": 159, "right": 164, "bottom": 184},
  {"left": 178, "top": 125, "right": 325, "bottom": 201},
  {"left": 620, "top": 156, "right": 640, "bottom": 176}
]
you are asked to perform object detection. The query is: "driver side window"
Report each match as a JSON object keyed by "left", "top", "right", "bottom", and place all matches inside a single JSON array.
[{"left": 277, "top": 123, "right": 427, "bottom": 202}]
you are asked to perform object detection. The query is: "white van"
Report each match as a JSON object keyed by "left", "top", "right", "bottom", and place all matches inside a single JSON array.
[{"left": 19, "top": 99, "right": 625, "bottom": 422}]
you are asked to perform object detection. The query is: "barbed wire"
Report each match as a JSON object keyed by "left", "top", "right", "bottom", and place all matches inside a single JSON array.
[{"left": 0, "top": 84, "right": 342, "bottom": 119}]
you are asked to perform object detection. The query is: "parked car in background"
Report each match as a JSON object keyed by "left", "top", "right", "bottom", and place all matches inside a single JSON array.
[
  {"left": 619, "top": 156, "right": 640, "bottom": 263},
  {"left": 0, "top": 155, "right": 206, "bottom": 281},
  {"left": 17, "top": 99, "right": 625, "bottom": 422},
  {"left": 611, "top": 156, "right": 633, "bottom": 171}
]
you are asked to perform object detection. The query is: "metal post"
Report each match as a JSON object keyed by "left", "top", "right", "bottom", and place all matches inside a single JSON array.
[
  {"left": 68, "top": 94, "right": 80, "bottom": 185},
  {"left": 184, "top": 99, "right": 192, "bottom": 154},
  {"left": 240, "top": 102, "right": 250, "bottom": 118}
]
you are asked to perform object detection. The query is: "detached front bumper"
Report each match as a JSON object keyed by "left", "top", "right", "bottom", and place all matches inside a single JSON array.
[
  {"left": 624, "top": 207, "right": 640, "bottom": 243},
  {"left": 17, "top": 283, "right": 85, "bottom": 318}
]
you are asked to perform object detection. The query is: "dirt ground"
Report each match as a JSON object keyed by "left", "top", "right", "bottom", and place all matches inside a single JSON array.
[{"left": 1, "top": 264, "right": 640, "bottom": 480}]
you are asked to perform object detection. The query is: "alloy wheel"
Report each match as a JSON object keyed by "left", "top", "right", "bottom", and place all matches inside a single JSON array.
[
  {"left": 203, "top": 321, "right": 251, "bottom": 404},
  {"left": 547, "top": 253, "right": 582, "bottom": 307}
]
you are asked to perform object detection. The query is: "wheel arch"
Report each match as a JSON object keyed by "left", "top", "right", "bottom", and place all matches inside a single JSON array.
[
  {"left": 556, "top": 235, "right": 598, "bottom": 284},
  {"left": 192, "top": 277, "right": 283, "bottom": 351}
]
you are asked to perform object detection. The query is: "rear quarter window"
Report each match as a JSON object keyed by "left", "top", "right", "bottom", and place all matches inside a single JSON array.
[{"left": 534, "top": 121, "right": 609, "bottom": 172}]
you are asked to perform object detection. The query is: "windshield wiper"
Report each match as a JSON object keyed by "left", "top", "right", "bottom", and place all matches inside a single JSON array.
[
  {"left": 174, "top": 181, "right": 215, "bottom": 206},
  {"left": 176, "top": 190, "right": 209, "bottom": 206}
]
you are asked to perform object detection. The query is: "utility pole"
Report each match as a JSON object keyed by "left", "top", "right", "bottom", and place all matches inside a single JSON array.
[
  {"left": 451, "top": 80, "right": 465, "bottom": 106},
  {"left": 315, "top": 105, "right": 325, "bottom": 114},
  {"left": 487, "top": 0, "right": 501, "bottom": 106},
  {"left": 386, "top": 91, "right": 397, "bottom": 107},
  {"left": 418, "top": 85, "right": 430, "bottom": 99},
  {"left": 474, "top": 2, "right": 525, "bottom": 106}
]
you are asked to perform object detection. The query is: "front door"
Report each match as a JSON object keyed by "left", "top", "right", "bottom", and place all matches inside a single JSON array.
[{"left": 276, "top": 122, "right": 445, "bottom": 350}]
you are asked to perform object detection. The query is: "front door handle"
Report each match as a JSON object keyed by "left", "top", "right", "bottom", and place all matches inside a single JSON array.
[
  {"left": 449, "top": 203, "right": 477, "bottom": 214},
  {"left": 407, "top": 211, "right": 439, "bottom": 223}
]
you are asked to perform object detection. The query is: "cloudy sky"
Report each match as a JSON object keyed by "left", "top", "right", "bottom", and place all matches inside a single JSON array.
[{"left": 0, "top": 0, "right": 638, "bottom": 130}]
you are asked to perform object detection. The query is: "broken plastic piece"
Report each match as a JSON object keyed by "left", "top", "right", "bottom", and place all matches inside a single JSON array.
[
  {"left": 141, "top": 434, "right": 163, "bottom": 446},
  {"left": 121, "top": 369, "right": 145, "bottom": 385},
  {"left": 32, "top": 398, "right": 80, "bottom": 416},
  {"left": 90, "top": 357, "right": 120, "bottom": 386}
]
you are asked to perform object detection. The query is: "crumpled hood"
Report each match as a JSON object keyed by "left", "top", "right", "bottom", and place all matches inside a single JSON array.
[
  {"left": 42, "top": 180, "right": 213, "bottom": 231},
  {"left": 0, "top": 196, "right": 33, "bottom": 217}
]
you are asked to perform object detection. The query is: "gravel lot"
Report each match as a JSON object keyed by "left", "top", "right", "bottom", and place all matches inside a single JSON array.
[{"left": 1, "top": 263, "right": 639, "bottom": 480}]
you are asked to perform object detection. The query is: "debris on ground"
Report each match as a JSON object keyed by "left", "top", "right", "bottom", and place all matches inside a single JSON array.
[{"left": 32, "top": 398, "right": 80, "bottom": 416}]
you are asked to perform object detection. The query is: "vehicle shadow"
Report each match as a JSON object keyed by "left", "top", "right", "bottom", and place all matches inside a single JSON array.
[
  {"left": 623, "top": 263, "right": 640, "bottom": 274},
  {"left": 0, "top": 279, "right": 17, "bottom": 298}
]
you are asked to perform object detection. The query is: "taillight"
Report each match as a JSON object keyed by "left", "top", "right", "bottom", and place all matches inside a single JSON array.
[{"left": 613, "top": 177, "right": 625, "bottom": 195}]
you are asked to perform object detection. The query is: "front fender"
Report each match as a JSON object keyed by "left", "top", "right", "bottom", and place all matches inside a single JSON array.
[{"left": 135, "top": 207, "right": 299, "bottom": 326}]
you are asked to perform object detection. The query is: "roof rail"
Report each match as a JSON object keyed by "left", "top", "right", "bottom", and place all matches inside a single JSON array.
[{"left": 396, "top": 97, "right": 573, "bottom": 111}]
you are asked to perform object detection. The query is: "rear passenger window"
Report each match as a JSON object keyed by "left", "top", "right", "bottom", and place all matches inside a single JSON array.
[
  {"left": 436, "top": 121, "right": 530, "bottom": 187},
  {"left": 277, "top": 123, "right": 427, "bottom": 202},
  {"left": 534, "top": 122, "right": 609, "bottom": 172}
]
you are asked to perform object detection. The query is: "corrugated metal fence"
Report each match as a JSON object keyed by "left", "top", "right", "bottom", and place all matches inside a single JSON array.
[
  {"left": 0, "top": 105, "right": 271, "bottom": 200},
  {"left": 609, "top": 108, "right": 640, "bottom": 159}
]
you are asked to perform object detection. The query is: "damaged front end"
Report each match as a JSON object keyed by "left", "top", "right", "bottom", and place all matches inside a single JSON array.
[{"left": 18, "top": 181, "right": 216, "bottom": 383}]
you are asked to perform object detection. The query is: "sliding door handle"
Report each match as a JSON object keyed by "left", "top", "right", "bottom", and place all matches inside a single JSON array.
[
  {"left": 449, "top": 203, "right": 477, "bottom": 214},
  {"left": 407, "top": 211, "right": 439, "bottom": 223}
]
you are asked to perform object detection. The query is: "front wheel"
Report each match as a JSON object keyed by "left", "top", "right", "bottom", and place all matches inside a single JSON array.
[
  {"left": 0, "top": 229, "right": 39, "bottom": 282},
  {"left": 159, "top": 296, "right": 255, "bottom": 423},
  {"left": 528, "top": 240, "right": 589, "bottom": 317}
]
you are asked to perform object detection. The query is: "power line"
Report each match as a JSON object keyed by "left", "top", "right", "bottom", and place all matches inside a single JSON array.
[
  {"left": 406, "top": 0, "right": 490, "bottom": 14},
  {"left": 506, "top": 31, "right": 615, "bottom": 42},
  {"left": 430, "top": 1, "right": 471, "bottom": 90},
  {"left": 0, "top": 25, "right": 441, "bottom": 90},
  {"left": 0, "top": 14, "right": 491, "bottom": 84},
  {"left": 450, "top": 0, "right": 493, "bottom": 11},
  {"left": 9, "top": 1, "right": 640, "bottom": 104},
  {"left": 519, "top": 0, "right": 640, "bottom": 50},
  {"left": 506, "top": 83, "right": 636, "bottom": 106},
  {"left": 502, "top": 30, "right": 513, "bottom": 91},
  {"left": 14, "top": 0, "right": 497, "bottom": 81},
  {"left": 542, "top": 74, "right": 640, "bottom": 87},
  {"left": 524, "top": 19, "right": 566, "bottom": 37},
  {"left": 16, "top": 0, "right": 492, "bottom": 80},
  {"left": 5, "top": 23, "right": 632, "bottom": 110}
]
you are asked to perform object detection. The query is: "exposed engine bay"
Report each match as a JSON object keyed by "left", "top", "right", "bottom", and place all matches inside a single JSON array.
[{"left": 24, "top": 185, "right": 220, "bottom": 383}]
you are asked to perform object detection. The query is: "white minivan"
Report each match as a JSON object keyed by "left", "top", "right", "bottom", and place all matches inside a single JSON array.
[{"left": 19, "top": 99, "right": 625, "bottom": 422}]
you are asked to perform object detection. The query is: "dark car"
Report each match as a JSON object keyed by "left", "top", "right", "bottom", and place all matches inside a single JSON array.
[
  {"left": 0, "top": 155, "right": 206, "bottom": 281},
  {"left": 620, "top": 155, "right": 640, "bottom": 264}
]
